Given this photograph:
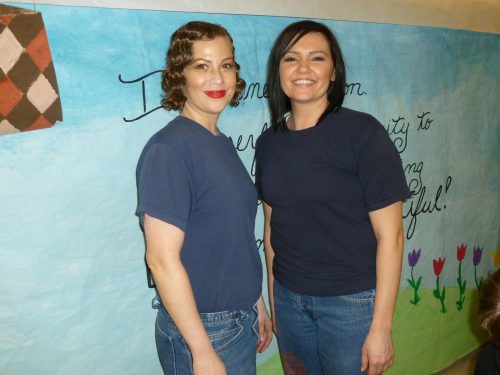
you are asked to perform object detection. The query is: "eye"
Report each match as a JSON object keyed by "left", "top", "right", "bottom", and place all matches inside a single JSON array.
[
  {"left": 312, "top": 56, "right": 326, "bottom": 61},
  {"left": 193, "top": 63, "right": 208, "bottom": 70},
  {"left": 282, "top": 56, "right": 297, "bottom": 63},
  {"left": 222, "top": 62, "right": 235, "bottom": 69}
]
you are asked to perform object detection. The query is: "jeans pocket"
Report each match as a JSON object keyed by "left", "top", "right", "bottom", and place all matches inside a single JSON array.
[
  {"left": 155, "top": 311, "right": 193, "bottom": 375},
  {"left": 155, "top": 330, "right": 178, "bottom": 375},
  {"left": 205, "top": 314, "right": 244, "bottom": 353},
  {"left": 338, "top": 289, "right": 376, "bottom": 305},
  {"left": 156, "top": 308, "right": 181, "bottom": 339}
]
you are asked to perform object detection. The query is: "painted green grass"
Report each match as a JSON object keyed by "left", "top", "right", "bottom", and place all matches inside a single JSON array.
[
  {"left": 388, "top": 288, "right": 486, "bottom": 374},
  {"left": 257, "top": 288, "right": 487, "bottom": 375},
  {"left": 258, "top": 353, "right": 283, "bottom": 375}
]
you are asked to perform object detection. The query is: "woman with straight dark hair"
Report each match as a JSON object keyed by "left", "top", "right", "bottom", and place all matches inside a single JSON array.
[
  {"left": 256, "top": 20, "right": 411, "bottom": 375},
  {"left": 137, "top": 21, "right": 272, "bottom": 375}
]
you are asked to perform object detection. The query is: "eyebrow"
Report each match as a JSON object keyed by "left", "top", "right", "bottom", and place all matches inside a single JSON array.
[
  {"left": 284, "top": 50, "right": 328, "bottom": 55},
  {"left": 191, "top": 56, "right": 234, "bottom": 63}
]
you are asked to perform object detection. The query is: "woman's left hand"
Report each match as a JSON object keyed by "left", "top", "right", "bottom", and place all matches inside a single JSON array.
[
  {"left": 256, "top": 295, "right": 273, "bottom": 353},
  {"left": 360, "top": 329, "right": 394, "bottom": 374}
]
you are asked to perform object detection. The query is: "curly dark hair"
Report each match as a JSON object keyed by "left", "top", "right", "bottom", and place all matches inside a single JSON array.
[
  {"left": 161, "top": 21, "right": 246, "bottom": 111},
  {"left": 478, "top": 269, "right": 500, "bottom": 347}
]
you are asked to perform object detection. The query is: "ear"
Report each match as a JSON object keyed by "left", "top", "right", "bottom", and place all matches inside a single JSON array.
[{"left": 331, "top": 69, "right": 336, "bottom": 82}]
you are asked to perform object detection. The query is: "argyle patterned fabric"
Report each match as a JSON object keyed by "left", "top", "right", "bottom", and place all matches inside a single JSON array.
[{"left": 0, "top": 4, "right": 62, "bottom": 136}]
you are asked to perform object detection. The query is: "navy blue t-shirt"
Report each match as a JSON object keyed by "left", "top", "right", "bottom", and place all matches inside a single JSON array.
[
  {"left": 136, "top": 116, "right": 262, "bottom": 312},
  {"left": 474, "top": 342, "right": 500, "bottom": 375},
  {"left": 255, "top": 107, "right": 411, "bottom": 296}
]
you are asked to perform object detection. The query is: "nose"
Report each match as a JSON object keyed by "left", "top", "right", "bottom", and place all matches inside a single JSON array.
[
  {"left": 209, "top": 67, "right": 223, "bottom": 84},
  {"left": 297, "top": 59, "right": 310, "bottom": 72}
]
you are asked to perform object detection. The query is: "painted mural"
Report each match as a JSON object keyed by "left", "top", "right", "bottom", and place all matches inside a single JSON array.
[{"left": 0, "top": 3, "right": 498, "bottom": 375}]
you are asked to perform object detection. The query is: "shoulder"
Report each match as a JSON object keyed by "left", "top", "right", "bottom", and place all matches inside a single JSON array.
[
  {"left": 142, "top": 116, "right": 197, "bottom": 156},
  {"left": 319, "top": 107, "right": 387, "bottom": 154},
  {"left": 149, "top": 116, "right": 194, "bottom": 146},
  {"left": 138, "top": 117, "right": 195, "bottom": 168},
  {"left": 258, "top": 124, "right": 281, "bottom": 141},
  {"left": 330, "top": 107, "right": 384, "bottom": 138},
  {"left": 256, "top": 125, "right": 283, "bottom": 151}
]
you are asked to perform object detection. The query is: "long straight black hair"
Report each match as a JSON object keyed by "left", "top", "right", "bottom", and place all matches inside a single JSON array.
[{"left": 267, "top": 20, "right": 346, "bottom": 130}]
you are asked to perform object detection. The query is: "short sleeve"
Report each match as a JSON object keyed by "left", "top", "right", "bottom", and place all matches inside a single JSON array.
[
  {"left": 357, "top": 127, "right": 411, "bottom": 211},
  {"left": 136, "top": 143, "right": 192, "bottom": 231}
]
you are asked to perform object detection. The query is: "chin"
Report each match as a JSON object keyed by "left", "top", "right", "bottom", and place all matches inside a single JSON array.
[
  {"left": 290, "top": 96, "right": 315, "bottom": 103},
  {"left": 207, "top": 105, "right": 229, "bottom": 115}
]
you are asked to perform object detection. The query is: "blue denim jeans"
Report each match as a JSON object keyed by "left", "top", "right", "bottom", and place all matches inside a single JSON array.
[
  {"left": 153, "top": 297, "right": 259, "bottom": 375},
  {"left": 274, "top": 281, "right": 375, "bottom": 375}
]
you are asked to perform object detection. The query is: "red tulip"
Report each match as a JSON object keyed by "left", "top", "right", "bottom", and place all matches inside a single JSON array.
[
  {"left": 433, "top": 257, "right": 446, "bottom": 276},
  {"left": 456, "top": 244, "right": 467, "bottom": 262}
]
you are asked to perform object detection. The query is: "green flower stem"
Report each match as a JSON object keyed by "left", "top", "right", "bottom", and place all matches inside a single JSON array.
[
  {"left": 435, "top": 276, "right": 446, "bottom": 313},
  {"left": 456, "top": 261, "right": 465, "bottom": 311},
  {"left": 410, "top": 267, "right": 420, "bottom": 305},
  {"left": 474, "top": 266, "right": 483, "bottom": 289}
]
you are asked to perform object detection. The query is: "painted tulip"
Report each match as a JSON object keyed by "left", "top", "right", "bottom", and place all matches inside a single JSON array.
[
  {"left": 433, "top": 257, "right": 446, "bottom": 276},
  {"left": 456, "top": 244, "right": 467, "bottom": 262},
  {"left": 408, "top": 249, "right": 421, "bottom": 267},
  {"left": 473, "top": 246, "right": 483, "bottom": 266},
  {"left": 473, "top": 246, "right": 484, "bottom": 289},
  {"left": 407, "top": 248, "right": 423, "bottom": 306},
  {"left": 455, "top": 245, "right": 467, "bottom": 311}
]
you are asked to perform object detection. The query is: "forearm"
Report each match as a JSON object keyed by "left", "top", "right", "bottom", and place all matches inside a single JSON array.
[
  {"left": 264, "top": 242, "right": 276, "bottom": 317},
  {"left": 262, "top": 202, "right": 276, "bottom": 318},
  {"left": 150, "top": 260, "right": 214, "bottom": 356},
  {"left": 367, "top": 201, "right": 405, "bottom": 333},
  {"left": 371, "top": 232, "right": 404, "bottom": 333}
]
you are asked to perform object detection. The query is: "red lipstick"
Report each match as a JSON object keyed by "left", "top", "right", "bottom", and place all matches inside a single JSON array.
[{"left": 205, "top": 90, "right": 226, "bottom": 99}]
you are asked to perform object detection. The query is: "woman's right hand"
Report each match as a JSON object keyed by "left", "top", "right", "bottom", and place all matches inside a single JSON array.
[{"left": 193, "top": 350, "right": 226, "bottom": 375}]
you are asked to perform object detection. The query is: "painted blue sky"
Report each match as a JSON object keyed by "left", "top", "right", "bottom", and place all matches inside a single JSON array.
[{"left": 0, "top": 4, "right": 498, "bottom": 374}]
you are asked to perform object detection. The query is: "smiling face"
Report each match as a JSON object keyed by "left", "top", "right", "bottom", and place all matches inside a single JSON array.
[
  {"left": 279, "top": 32, "right": 335, "bottom": 111},
  {"left": 181, "top": 36, "right": 237, "bottom": 126}
]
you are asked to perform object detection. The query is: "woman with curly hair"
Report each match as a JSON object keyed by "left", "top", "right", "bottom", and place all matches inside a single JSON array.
[{"left": 136, "top": 21, "right": 271, "bottom": 375}]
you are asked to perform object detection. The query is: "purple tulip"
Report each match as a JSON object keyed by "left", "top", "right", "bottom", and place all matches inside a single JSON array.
[
  {"left": 408, "top": 249, "right": 421, "bottom": 267},
  {"left": 473, "top": 246, "right": 483, "bottom": 266}
]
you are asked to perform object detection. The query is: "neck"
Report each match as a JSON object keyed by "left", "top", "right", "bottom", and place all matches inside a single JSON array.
[
  {"left": 181, "top": 106, "right": 220, "bottom": 135},
  {"left": 289, "top": 98, "right": 328, "bottom": 130}
]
